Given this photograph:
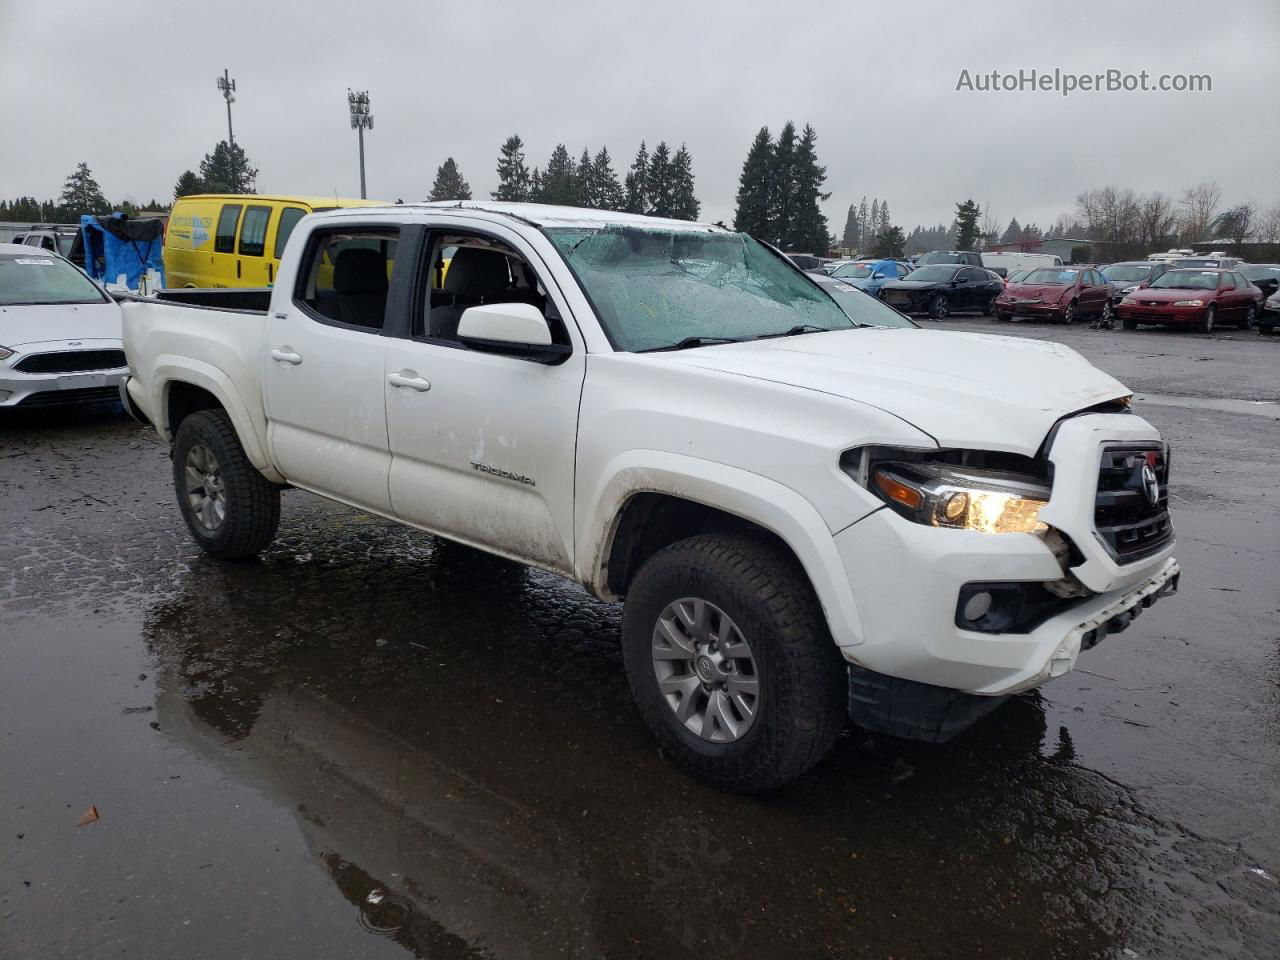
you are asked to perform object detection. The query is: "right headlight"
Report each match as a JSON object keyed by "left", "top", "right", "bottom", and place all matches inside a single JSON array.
[
  {"left": 867, "top": 461, "right": 1051, "bottom": 534},
  {"left": 0, "top": 345, "right": 14, "bottom": 361}
]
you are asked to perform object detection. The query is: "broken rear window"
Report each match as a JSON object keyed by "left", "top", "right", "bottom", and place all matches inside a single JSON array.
[{"left": 547, "top": 226, "right": 853, "bottom": 352}]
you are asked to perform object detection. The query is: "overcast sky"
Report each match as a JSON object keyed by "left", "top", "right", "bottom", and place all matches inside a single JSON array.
[{"left": 2, "top": 0, "right": 1277, "bottom": 234}]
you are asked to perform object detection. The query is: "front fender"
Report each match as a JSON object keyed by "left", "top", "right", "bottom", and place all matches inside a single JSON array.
[
  {"left": 151, "top": 356, "right": 283, "bottom": 483},
  {"left": 579, "top": 450, "right": 867, "bottom": 648}
]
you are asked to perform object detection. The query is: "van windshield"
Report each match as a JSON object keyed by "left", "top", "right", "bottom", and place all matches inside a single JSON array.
[
  {"left": 547, "top": 226, "right": 855, "bottom": 352},
  {"left": 0, "top": 253, "right": 106, "bottom": 306}
]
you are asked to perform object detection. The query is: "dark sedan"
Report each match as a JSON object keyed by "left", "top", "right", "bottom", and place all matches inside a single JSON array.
[
  {"left": 1101, "top": 261, "right": 1171, "bottom": 307},
  {"left": 1240, "top": 263, "right": 1280, "bottom": 300},
  {"left": 878, "top": 265, "right": 1003, "bottom": 319}
]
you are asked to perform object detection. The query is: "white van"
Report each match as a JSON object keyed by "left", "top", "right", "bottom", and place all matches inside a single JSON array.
[{"left": 981, "top": 252, "right": 1063, "bottom": 275}]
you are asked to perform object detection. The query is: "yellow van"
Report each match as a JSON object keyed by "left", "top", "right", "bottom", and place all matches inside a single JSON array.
[{"left": 163, "top": 194, "right": 384, "bottom": 288}]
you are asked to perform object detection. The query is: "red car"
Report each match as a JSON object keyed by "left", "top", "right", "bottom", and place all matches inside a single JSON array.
[
  {"left": 1116, "top": 269, "right": 1263, "bottom": 333},
  {"left": 993, "top": 266, "right": 1111, "bottom": 324}
]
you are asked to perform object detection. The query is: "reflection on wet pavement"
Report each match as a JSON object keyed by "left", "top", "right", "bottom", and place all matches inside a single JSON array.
[{"left": 3, "top": 380, "right": 1279, "bottom": 958}]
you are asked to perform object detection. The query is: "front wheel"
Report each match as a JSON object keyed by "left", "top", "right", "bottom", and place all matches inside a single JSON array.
[
  {"left": 1122, "top": 313, "right": 1138, "bottom": 331},
  {"left": 172, "top": 409, "right": 281, "bottom": 559},
  {"left": 621, "top": 535, "right": 847, "bottom": 792},
  {"left": 928, "top": 294, "right": 950, "bottom": 320},
  {"left": 1062, "top": 300, "right": 1076, "bottom": 324},
  {"left": 1200, "top": 305, "right": 1216, "bottom": 334}
]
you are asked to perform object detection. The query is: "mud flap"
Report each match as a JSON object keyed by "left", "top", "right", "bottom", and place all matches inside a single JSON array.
[{"left": 848, "top": 664, "right": 1008, "bottom": 743}]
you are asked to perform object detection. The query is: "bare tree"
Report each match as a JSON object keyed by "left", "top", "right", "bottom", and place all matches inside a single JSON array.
[
  {"left": 1137, "top": 192, "right": 1178, "bottom": 252},
  {"left": 1256, "top": 202, "right": 1280, "bottom": 244},
  {"left": 1076, "top": 186, "right": 1140, "bottom": 246},
  {"left": 978, "top": 204, "right": 999, "bottom": 250},
  {"left": 1179, "top": 181, "right": 1221, "bottom": 244}
]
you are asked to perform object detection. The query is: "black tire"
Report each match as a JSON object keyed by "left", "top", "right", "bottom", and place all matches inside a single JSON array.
[
  {"left": 928, "top": 294, "right": 949, "bottom": 320},
  {"left": 1122, "top": 314, "right": 1138, "bottom": 331},
  {"left": 1261, "top": 323, "right": 1276, "bottom": 336},
  {"left": 1098, "top": 301, "right": 1114, "bottom": 328},
  {"left": 621, "top": 534, "right": 847, "bottom": 792},
  {"left": 1062, "top": 300, "right": 1076, "bottom": 324},
  {"left": 981, "top": 297, "right": 995, "bottom": 317},
  {"left": 172, "top": 409, "right": 280, "bottom": 559},
  {"left": 1199, "top": 305, "right": 1216, "bottom": 335},
  {"left": 1240, "top": 304, "right": 1256, "bottom": 330}
]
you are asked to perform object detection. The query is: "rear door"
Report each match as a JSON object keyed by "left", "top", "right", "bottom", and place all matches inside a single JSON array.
[
  {"left": 263, "top": 222, "right": 400, "bottom": 512},
  {"left": 236, "top": 204, "right": 274, "bottom": 287},
  {"left": 212, "top": 203, "right": 242, "bottom": 287}
]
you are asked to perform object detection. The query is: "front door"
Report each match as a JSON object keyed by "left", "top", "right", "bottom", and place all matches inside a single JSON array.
[
  {"left": 236, "top": 204, "right": 274, "bottom": 287},
  {"left": 263, "top": 223, "right": 401, "bottom": 513},
  {"left": 383, "top": 224, "right": 585, "bottom": 574}
]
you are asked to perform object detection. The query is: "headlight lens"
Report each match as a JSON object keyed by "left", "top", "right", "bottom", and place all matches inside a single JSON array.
[
  {"left": 870, "top": 461, "right": 1050, "bottom": 534},
  {"left": 1120, "top": 296, "right": 1136, "bottom": 304},
  {"left": 0, "top": 345, "right": 14, "bottom": 361},
  {"left": 1172, "top": 299, "right": 1204, "bottom": 307},
  {"left": 1122, "top": 284, "right": 1138, "bottom": 293}
]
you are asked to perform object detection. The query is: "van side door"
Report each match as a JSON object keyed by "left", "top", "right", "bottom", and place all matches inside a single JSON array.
[
  {"left": 212, "top": 203, "right": 242, "bottom": 288},
  {"left": 236, "top": 204, "right": 274, "bottom": 287}
]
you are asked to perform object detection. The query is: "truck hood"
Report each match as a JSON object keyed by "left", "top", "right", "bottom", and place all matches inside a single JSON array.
[
  {"left": 0, "top": 300, "right": 121, "bottom": 348},
  {"left": 664, "top": 328, "right": 1130, "bottom": 453}
]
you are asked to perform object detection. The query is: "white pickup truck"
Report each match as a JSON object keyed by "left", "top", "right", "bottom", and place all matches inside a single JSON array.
[{"left": 120, "top": 202, "right": 1180, "bottom": 791}]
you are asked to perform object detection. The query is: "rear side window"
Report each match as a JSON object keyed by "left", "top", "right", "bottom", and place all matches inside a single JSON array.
[
  {"left": 275, "top": 207, "right": 307, "bottom": 260},
  {"left": 294, "top": 227, "right": 399, "bottom": 332},
  {"left": 215, "top": 204, "right": 242, "bottom": 254},
  {"left": 238, "top": 206, "right": 272, "bottom": 257}
]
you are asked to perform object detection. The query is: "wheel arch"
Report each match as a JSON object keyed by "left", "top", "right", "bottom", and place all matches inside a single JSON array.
[{"left": 579, "top": 453, "right": 865, "bottom": 648}]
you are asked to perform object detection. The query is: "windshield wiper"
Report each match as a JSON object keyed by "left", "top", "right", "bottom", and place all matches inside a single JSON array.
[
  {"left": 640, "top": 336, "right": 745, "bottom": 353},
  {"left": 753, "top": 324, "right": 855, "bottom": 340}
]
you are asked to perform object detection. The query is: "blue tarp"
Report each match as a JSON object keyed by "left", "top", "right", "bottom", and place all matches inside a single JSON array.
[{"left": 80, "top": 213, "right": 165, "bottom": 290}]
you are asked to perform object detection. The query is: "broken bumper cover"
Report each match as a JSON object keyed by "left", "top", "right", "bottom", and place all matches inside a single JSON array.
[{"left": 833, "top": 505, "right": 1180, "bottom": 697}]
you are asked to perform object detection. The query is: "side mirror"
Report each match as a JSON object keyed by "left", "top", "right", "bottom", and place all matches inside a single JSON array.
[{"left": 457, "top": 302, "right": 571, "bottom": 364}]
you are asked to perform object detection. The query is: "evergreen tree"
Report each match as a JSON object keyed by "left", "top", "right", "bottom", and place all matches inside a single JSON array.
[
  {"left": 58, "top": 162, "right": 109, "bottom": 218},
  {"left": 878, "top": 200, "right": 891, "bottom": 237},
  {"left": 428, "top": 157, "right": 472, "bottom": 201},
  {"left": 869, "top": 200, "right": 881, "bottom": 241},
  {"left": 669, "top": 144, "right": 700, "bottom": 221},
  {"left": 782, "top": 124, "right": 829, "bottom": 253},
  {"left": 646, "top": 141, "right": 674, "bottom": 217},
  {"left": 529, "top": 168, "right": 545, "bottom": 202},
  {"left": 954, "top": 199, "right": 982, "bottom": 249},
  {"left": 198, "top": 140, "right": 257, "bottom": 194},
  {"left": 999, "top": 217, "right": 1022, "bottom": 245},
  {"left": 585, "top": 147, "right": 624, "bottom": 211},
  {"left": 840, "top": 204, "right": 857, "bottom": 250},
  {"left": 624, "top": 141, "right": 649, "bottom": 214},
  {"left": 577, "top": 147, "right": 593, "bottom": 205},
  {"left": 766, "top": 121, "right": 798, "bottom": 247},
  {"left": 492, "top": 134, "right": 531, "bottom": 202},
  {"left": 856, "top": 196, "right": 870, "bottom": 251},
  {"left": 173, "top": 170, "right": 203, "bottom": 198},
  {"left": 732, "top": 127, "right": 773, "bottom": 237},
  {"left": 542, "top": 144, "right": 578, "bottom": 205},
  {"left": 872, "top": 226, "right": 906, "bottom": 258}
]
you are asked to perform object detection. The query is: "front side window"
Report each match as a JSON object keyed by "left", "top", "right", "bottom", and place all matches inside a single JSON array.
[
  {"left": 214, "top": 204, "right": 242, "bottom": 254},
  {"left": 294, "top": 228, "right": 399, "bottom": 331},
  {"left": 548, "top": 226, "right": 854, "bottom": 352},
  {"left": 0, "top": 252, "right": 107, "bottom": 306},
  {"left": 238, "top": 206, "right": 272, "bottom": 257}
]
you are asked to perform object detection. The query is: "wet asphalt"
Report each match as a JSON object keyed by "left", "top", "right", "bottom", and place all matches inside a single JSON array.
[{"left": 2, "top": 320, "right": 1278, "bottom": 959}]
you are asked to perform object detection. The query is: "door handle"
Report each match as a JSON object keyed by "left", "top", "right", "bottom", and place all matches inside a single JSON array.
[
  {"left": 387, "top": 370, "right": 431, "bottom": 392},
  {"left": 270, "top": 347, "right": 303, "bottom": 365}
]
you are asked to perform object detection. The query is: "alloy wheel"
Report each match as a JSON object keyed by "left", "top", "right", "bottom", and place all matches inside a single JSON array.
[
  {"left": 651, "top": 597, "right": 760, "bottom": 743},
  {"left": 183, "top": 443, "right": 227, "bottom": 533}
]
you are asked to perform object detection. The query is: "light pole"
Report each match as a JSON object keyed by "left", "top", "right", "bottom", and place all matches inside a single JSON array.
[
  {"left": 216, "top": 69, "right": 236, "bottom": 147},
  {"left": 347, "top": 89, "right": 374, "bottom": 199}
]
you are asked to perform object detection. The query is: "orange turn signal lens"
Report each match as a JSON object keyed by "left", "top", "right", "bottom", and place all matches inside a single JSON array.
[{"left": 873, "top": 470, "right": 923, "bottom": 510}]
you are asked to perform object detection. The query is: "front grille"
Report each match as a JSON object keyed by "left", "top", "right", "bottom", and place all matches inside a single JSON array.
[
  {"left": 1094, "top": 444, "right": 1173, "bottom": 562},
  {"left": 17, "top": 386, "right": 120, "bottom": 407},
  {"left": 12, "top": 350, "right": 126, "bottom": 374}
]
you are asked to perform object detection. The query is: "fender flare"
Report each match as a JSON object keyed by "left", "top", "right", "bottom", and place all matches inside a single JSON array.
[
  {"left": 152, "top": 356, "right": 284, "bottom": 484},
  {"left": 579, "top": 449, "right": 866, "bottom": 648}
]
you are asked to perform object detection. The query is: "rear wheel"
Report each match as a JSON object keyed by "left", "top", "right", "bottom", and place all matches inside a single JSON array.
[
  {"left": 928, "top": 294, "right": 949, "bottom": 320},
  {"left": 172, "top": 409, "right": 280, "bottom": 559},
  {"left": 981, "top": 297, "right": 996, "bottom": 317},
  {"left": 1098, "top": 301, "right": 1114, "bottom": 328},
  {"left": 1200, "top": 305, "right": 1216, "bottom": 334},
  {"left": 621, "top": 535, "right": 847, "bottom": 792},
  {"left": 1241, "top": 304, "right": 1257, "bottom": 330}
]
